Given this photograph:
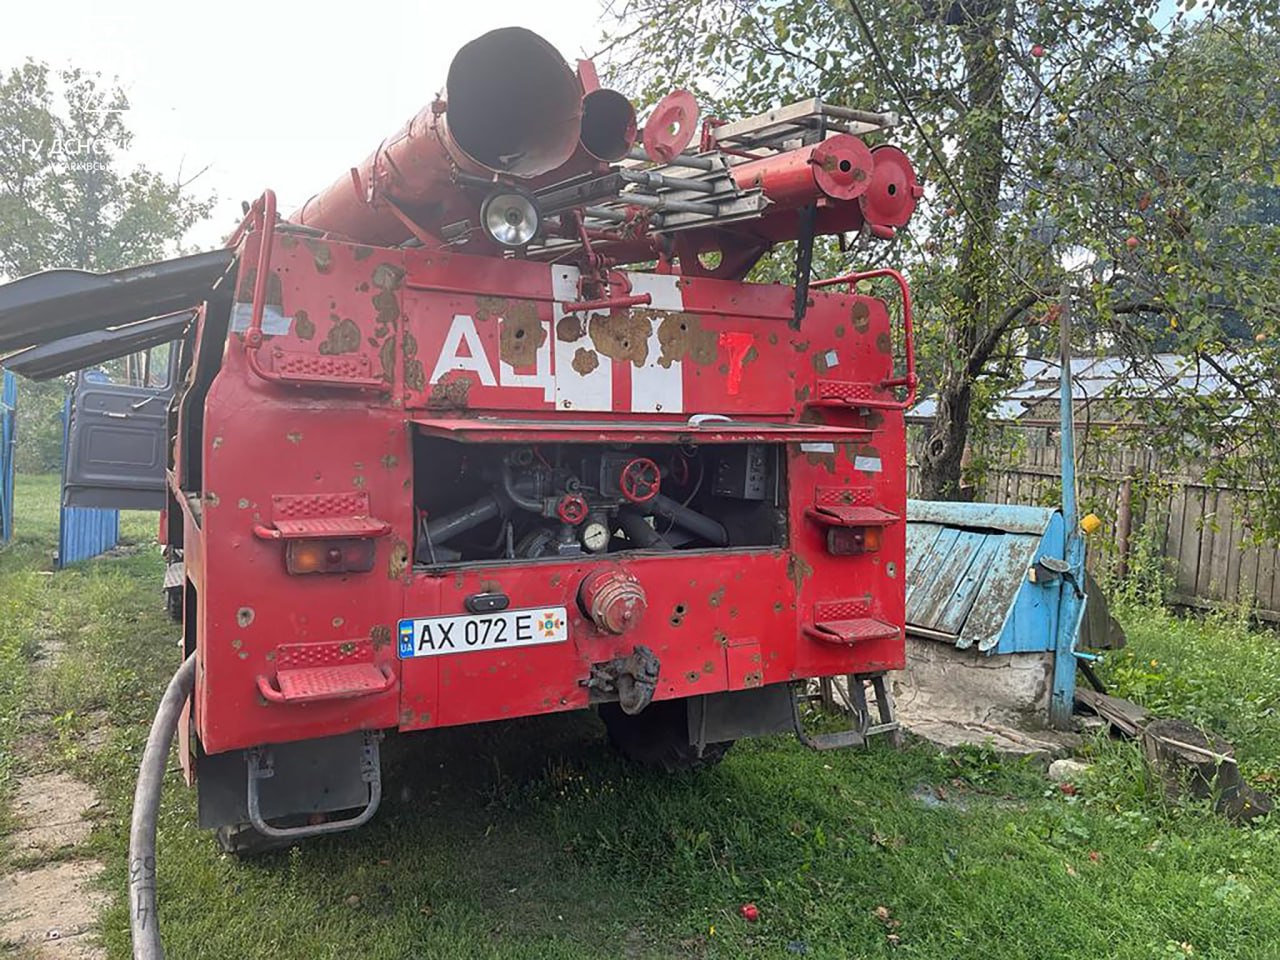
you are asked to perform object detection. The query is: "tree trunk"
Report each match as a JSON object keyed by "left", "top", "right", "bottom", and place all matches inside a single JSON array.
[
  {"left": 1141, "top": 717, "right": 1273, "bottom": 823},
  {"left": 917, "top": 6, "right": 1005, "bottom": 501},
  {"left": 918, "top": 377, "right": 973, "bottom": 500}
]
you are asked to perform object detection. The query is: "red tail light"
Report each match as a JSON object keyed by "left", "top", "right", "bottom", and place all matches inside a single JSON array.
[
  {"left": 826, "top": 526, "right": 881, "bottom": 555},
  {"left": 285, "top": 538, "right": 377, "bottom": 575}
]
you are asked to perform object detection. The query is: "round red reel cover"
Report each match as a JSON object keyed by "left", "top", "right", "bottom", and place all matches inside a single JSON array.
[
  {"left": 811, "top": 134, "right": 874, "bottom": 201},
  {"left": 643, "top": 89, "right": 699, "bottom": 164},
  {"left": 859, "top": 145, "right": 922, "bottom": 229}
]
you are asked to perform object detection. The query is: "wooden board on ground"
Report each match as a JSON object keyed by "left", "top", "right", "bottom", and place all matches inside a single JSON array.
[{"left": 1075, "top": 688, "right": 1151, "bottom": 737}]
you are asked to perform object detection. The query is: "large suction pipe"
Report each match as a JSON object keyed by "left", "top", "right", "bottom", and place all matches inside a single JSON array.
[
  {"left": 129, "top": 653, "right": 196, "bottom": 959},
  {"left": 647, "top": 494, "right": 729, "bottom": 546},
  {"left": 578, "top": 88, "right": 637, "bottom": 164},
  {"left": 290, "top": 27, "right": 585, "bottom": 245}
]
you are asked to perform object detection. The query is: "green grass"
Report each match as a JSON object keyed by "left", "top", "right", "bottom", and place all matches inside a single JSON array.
[
  {"left": 2, "top": 473, "right": 1279, "bottom": 959},
  {"left": 0, "top": 473, "right": 160, "bottom": 834},
  {"left": 1100, "top": 601, "right": 1280, "bottom": 784}
]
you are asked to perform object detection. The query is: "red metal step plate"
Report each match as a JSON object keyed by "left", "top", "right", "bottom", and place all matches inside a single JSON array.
[
  {"left": 802, "top": 618, "right": 900, "bottom": 645},
  {"left": 258, "top": 663, "right": 394, "bottom": 704}
]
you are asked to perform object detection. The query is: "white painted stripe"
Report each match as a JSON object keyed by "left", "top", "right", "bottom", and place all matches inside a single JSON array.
[
  {"left": 625, "top": 273, "right": 684, "bottom": 414},
  {"left": 551, "top": 266, "right": 613, "bottom": 412}
]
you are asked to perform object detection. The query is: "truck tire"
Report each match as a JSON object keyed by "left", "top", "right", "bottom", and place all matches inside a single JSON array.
[
  {"left": 215, "top": 823, "right": 293, "bottom": 857},
  {"left": 598, "top": 698, "right": 733, "bottom": 772}
]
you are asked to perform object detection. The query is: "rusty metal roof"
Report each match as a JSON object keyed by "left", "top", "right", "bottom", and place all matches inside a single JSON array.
[
  {"left": 2, "top": 311, "right": 194, "bottom": 381},
  {"left": 0, "top": 249, "right": 233, "bottom": 356},
  {"left": 908, "top": 353, "right": 1247, "bottom": 423}
]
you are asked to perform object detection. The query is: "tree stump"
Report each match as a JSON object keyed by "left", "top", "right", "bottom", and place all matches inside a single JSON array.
[{"left": 1141, "top": 718, "right": 1273, "bottom": 823}]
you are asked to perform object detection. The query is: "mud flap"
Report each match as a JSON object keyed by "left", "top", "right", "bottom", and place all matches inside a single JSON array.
[
  {"left": 197, "top": 731, "right": 379, "bottom": 831},
  {"left": 687, "top": 683, "right": 794, "bottom": 755}
]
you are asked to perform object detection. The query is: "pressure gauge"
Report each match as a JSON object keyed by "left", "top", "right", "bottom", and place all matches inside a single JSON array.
[{"left": 581, "top": 520, "right": 610, "bottom": 554}]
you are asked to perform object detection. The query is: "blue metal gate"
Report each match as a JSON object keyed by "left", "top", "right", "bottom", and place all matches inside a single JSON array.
[
  {"left": 57, "top": 391, "right": 119, "bottom": 566},
  {"left": 0, "top": 369, "right": 15, "bottom": 545}
]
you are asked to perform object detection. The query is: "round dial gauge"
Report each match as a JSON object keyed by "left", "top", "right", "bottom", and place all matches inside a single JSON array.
[{"left": 582, "top": 521, "right": 610, "bottom": 553}]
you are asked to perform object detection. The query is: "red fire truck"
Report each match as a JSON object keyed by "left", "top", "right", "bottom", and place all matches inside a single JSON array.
[{"left": 0, "top": 28, "right": 919, "bottom": 862}]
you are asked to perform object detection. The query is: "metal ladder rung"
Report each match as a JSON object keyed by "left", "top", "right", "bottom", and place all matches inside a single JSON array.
[{"left": 795, "top": 673, "right": 902, "bottom": 751}]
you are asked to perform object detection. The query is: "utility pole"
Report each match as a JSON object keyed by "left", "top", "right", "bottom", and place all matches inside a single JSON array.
[{"left": 1050, "top": 283, "right": 1085, "bottom": 728}]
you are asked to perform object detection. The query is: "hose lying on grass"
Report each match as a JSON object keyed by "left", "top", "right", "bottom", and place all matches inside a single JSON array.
[{"left": 129, "top": 654, "right": 195, "bottom": 960}]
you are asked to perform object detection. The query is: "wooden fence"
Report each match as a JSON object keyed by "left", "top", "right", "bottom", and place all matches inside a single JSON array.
[{"left": 907, "top": 425, "right": 1280, "bottom": 620}]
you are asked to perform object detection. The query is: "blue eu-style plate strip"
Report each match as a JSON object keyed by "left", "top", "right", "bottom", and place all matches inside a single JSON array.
[{"left": 397, "top": 620, "right": 415, "bottom": 658}]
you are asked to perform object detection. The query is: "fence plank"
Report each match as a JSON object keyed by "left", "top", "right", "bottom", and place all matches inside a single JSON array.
[
  {"left": 1166, "top": 486, "right": 1190, "bottom": 595},
  {"left": 1198, "top": 489, "right": 1224, "bottom": 602},
  {"left": 907, "top": 431, "right": 1280, "bottom": 619},
  {"left": 1256, "top": 542, "right": 1279, "bottom": 616},
  {"left": 1219, "top": 491, "right": 1244, "bottom": 605}
]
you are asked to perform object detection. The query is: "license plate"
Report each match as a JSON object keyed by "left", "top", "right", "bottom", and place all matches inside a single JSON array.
[{"left": 397, "top": 606, "right": 569, "bottom": 659}]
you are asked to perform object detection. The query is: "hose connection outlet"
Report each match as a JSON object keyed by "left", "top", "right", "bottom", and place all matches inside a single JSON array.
[{"left": 579, "top": 567, "right": 647, "bottom": 635}]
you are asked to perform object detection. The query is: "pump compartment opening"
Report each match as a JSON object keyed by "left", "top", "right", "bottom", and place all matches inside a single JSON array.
[{"left": 412, "top": 431, "right": 787, "bottom": 567}]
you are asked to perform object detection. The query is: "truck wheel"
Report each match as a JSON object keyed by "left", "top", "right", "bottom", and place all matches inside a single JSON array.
[
  {"left": 598, "top": 699, "right": 734, "bottom": 772},
  {"left": 164, "top": 585, "right": 183, "bottom": 623},
  {"left": 215, "top": 823, "right": 293, "bottom": 857}
]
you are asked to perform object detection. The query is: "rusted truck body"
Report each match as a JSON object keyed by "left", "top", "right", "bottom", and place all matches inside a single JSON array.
[{"left": 0, "top": 28, "right": 919, "bottom": 849}]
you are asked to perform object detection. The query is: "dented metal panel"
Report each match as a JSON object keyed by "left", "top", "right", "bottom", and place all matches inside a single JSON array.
[
  {"left": 0, "top": 250, "right": 232, "bottom": 355},
  {"left": 2, "top": 311, "right": 192, "bottom": 381},
  {"left": 905, "top": 499, "right": 1064, "bottom": 654}
]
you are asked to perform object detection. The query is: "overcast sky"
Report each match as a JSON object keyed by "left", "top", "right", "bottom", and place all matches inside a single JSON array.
[{"left": 0, "top": 0, "right": 610, "bottom": 249}]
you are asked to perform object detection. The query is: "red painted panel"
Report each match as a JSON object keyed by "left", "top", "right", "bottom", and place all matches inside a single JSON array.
[
  {"left": 191, "top": 230, "right": 907, "bottom": 755},
  {"left": 398, "top": 551, "right": 799, "bottom": 731}
]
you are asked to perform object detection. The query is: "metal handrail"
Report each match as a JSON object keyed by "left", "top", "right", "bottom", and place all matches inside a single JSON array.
[
  {"left": 237, "top": 190, "right": 280, "bottom": 385},
  {"left": 811, "top": 268, "right": 917, "bottom": 409}
]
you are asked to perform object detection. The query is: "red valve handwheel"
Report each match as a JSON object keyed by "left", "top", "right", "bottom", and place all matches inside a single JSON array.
[
  {"left": 557, "top": 494, "right": 589, "bottom": 525},
  {"left": 619, "top": 457, "right": 661, "bottom": 503}
]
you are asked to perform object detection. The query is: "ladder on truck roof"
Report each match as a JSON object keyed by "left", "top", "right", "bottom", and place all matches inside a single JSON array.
[{"left": 521, "top": 99, "right": 899, "bottom": 254}]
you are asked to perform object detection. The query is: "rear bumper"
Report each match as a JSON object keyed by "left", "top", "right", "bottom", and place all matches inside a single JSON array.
[{"left": 194, "top": 548, "right": 903, "bottom": 755}]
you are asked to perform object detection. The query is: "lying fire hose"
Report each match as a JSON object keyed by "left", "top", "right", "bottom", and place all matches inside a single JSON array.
[{"left": 129, "top": 654, "right": 195, "bottom": 960}]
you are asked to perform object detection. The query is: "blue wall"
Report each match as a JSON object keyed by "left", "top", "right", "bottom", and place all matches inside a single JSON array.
[
  {"left": 0, "top": 370, "right": 15, "bottom": 544},
  {"left": 57, "top": 391, "right": 120, "bottom": 567}
]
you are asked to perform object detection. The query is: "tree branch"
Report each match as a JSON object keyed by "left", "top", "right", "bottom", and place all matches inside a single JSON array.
[{"left": 966, "top": 288, "right": 1053, "bottom": 377}]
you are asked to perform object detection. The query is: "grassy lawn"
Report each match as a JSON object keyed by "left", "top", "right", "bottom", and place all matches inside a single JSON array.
[{"left": 2, "top": 473, "right": 1279, "bottom": 959}]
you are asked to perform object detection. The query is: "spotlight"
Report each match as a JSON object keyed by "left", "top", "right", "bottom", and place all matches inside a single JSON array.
[{"left": 480, "top": 190, "right": 540, "bottom": 248}]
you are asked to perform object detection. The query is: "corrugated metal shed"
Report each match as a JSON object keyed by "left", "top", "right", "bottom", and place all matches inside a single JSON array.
[
  {"left": 58, "top": 505, "right": 120, "bottom": 567},
  {"left": 905, "top": 499, "right": 1065, "bottom": 654}
]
